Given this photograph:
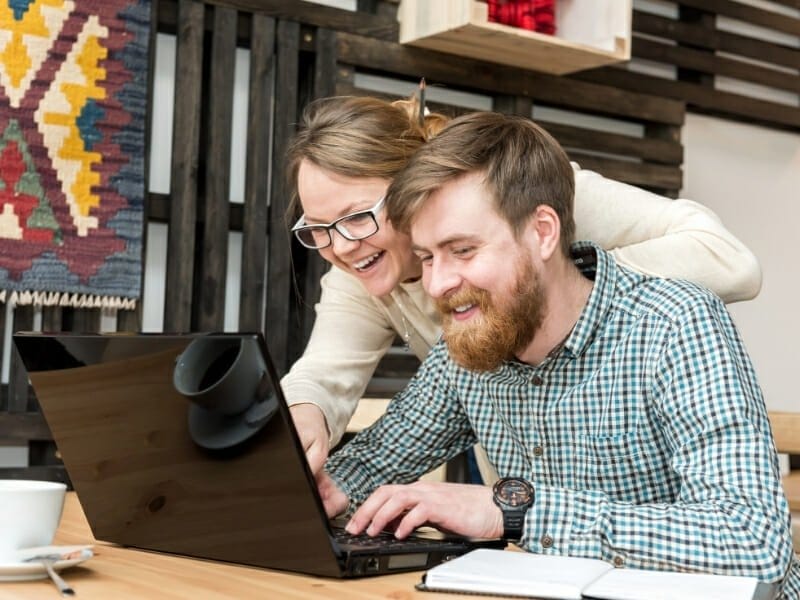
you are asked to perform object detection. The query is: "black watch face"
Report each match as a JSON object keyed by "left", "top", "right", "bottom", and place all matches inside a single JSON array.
[{"left": 496, "top": 479, "right": 532, "bottom": 507}]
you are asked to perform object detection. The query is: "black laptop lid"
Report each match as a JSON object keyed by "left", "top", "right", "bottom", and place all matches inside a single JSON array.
[{"left": 14, "top": 332, "right": 344, "bottom": 577}]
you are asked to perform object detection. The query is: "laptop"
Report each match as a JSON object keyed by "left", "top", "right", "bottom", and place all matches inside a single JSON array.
[{"left": 14, "top": 332, "right": 502, "bottom": 578}]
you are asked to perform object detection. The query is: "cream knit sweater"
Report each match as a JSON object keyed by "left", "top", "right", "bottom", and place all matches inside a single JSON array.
[{"left": 281, "top": 164, "right": 762, "bottom": 446}]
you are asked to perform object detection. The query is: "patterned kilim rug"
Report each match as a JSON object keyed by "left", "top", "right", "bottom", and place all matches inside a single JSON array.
[{"left": 0, "top": 0, "right": 151, "bottom": 310}]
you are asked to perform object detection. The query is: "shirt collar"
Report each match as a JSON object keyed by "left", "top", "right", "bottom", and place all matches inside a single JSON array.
[{"left": 561, "top": 241, "right": 617, "bottom": 358}]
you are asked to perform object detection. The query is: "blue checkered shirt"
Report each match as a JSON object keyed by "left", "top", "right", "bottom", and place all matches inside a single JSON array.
[{"left": 326, "top": 243, "right": 799, "bottom": 597}]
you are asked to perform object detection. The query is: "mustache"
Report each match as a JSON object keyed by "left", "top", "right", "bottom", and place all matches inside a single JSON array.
[{"left": 435, "top": 286, "right": 491, "bottom": 315}]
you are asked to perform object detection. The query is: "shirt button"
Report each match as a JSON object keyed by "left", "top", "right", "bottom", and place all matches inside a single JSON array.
[
  {"left": 541, "top": 535, "right": 553, "bottom": 548},
  {"left": 613, "top": 556, "right": 625, "bottom": 567},
  {"left": 532, "top": 446, "right": 544, "bottom": 457},
  {"left": 531, "top": 375, "right": 544, "bottom": 386}
]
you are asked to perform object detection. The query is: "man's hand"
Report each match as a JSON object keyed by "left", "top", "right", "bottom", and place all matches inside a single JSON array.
[
  {"left": 289, "top": 403, "right": 330, "bottom": 474},
  {"left": 345, "top": 481, "right": 504, "bottom": 540},
  {"left": 316, "top": 471, "right": 350, "bottom": 518}
]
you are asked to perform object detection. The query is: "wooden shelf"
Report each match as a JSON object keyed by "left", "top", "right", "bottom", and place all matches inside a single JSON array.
[{"left": 398, "top": 0, "right": 631, "bottom": 75}]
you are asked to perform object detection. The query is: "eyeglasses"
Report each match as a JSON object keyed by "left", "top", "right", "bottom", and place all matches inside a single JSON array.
[{"left": 291, "top": 196, "right": 385, "bottom": 250}]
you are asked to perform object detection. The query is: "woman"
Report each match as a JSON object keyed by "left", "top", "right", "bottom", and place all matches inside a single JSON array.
[{"left": 282, "top": 95, "right": 761, "bottom": 475}]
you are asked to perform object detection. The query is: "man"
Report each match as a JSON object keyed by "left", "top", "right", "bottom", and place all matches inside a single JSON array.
[{"left": 317, "top": 112, "right": 799, "bottom": 596}]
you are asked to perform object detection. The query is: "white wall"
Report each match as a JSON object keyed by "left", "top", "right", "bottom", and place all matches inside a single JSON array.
[{"left": 682, "top": 114, "right": 800, "bottom": 412}]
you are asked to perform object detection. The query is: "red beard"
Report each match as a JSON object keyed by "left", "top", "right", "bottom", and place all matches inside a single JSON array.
[{"left": 436, "top": 256, "right": 545, "bottom": 372}]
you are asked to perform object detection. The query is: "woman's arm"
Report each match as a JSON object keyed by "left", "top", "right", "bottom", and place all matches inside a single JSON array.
[
  {"left": 573, "top": 164, "right": 761, "bottom": 302},
  {"left": 281, "top": 266, "right": 396, "bottom": 450}
]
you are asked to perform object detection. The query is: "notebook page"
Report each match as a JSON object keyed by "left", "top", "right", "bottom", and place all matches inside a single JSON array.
[
  {"left": 422, "top": 549, "right": 613, "bottom": 600},
  {"left": 581, "top": 567, "right": 759, "bottom": 600}
]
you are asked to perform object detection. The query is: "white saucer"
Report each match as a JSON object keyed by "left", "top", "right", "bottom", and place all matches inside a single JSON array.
[{"left": 0, "top": 545, "right": 93, "bottom": 582}]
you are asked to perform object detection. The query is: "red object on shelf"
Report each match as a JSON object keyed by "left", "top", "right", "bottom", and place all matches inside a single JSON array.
[
  {"left": 533, "top": 0, "right": 555, "bottom": 34},
  {"left": 486, "top": 0, "right": 556, "bottom": 35}
]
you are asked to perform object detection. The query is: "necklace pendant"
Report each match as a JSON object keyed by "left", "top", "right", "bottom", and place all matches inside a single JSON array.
[{"left": 395, "top": 297, "right": 413, "bottom": 353}]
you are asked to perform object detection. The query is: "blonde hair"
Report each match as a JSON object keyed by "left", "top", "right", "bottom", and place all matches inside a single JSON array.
[
  {"left": 386, "top": 111, "right": 576, "bottom": 257},
  {"left": 286, "top": 95, "right": 448, "bottom": 216}
]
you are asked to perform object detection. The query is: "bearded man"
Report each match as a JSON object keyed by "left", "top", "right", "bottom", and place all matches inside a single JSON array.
[{"left": 318, "top": 112, "right": 799, "bottom": 597}]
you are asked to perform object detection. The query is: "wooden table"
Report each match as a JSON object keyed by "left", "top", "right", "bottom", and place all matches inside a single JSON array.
[{"left": 0, "top": 492, "right": 463, "bottom": 599}]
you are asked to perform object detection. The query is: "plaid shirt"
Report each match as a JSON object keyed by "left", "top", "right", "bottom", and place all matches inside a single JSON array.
[{"left": 327, "top": 243, "right": 799, "bottom": 597}]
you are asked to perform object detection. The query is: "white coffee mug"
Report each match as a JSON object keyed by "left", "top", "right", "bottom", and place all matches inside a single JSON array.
[{"left": 0, "top": 480, "right": 67, "bottom": 559}]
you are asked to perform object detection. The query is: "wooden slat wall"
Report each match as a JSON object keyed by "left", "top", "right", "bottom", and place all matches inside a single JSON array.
[
  {"left": 335, "top": 31, "right": 684, "bottom": 196},
  {"left": 264, "top": 19, "right": 299, "bottom": 375},
  {"left": 164, "top": 0, "right": 205, "bottom": 333},
  {"left": 1, "top": 0, "right": 692, "bottom": 481},
  {"left": 198, "top": 6, "right": 237, "bottom": 331},
  {"left": 576, "top": 2, "right": 800, "bottom": 132},
  {"left": 239, "top": 14, "right": 275, "bottom": 331},
  {"left": 371, "top": 0, "right": 799, "bottom": 132}
]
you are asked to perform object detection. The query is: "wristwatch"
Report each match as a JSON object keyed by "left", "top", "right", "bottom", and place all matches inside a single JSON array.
[{"left": 492, "top": 477, "right": 535, "bottom": 542}]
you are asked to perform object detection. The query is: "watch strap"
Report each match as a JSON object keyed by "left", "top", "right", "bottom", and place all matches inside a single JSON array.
[{"left": 502, "top": 511, "right": 526, "bottom": 542}]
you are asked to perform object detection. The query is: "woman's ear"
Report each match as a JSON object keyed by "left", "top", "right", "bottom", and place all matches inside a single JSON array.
[{"left": 526, "top": 204, "right": 561, "bottom": 261}]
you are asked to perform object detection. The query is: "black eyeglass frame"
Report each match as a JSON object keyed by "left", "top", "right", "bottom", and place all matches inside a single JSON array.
[{"left": 291, "top": 196, "right": 385, "bottom": 250}]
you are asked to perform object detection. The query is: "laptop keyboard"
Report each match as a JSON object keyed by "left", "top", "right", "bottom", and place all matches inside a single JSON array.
[{"left": 333, "top": 528, "right": 441, "bottom": 551}]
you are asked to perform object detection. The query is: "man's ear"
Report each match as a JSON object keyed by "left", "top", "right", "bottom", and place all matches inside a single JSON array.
[{"left": 525, "top": 204, "right": 561, "bottom": 261}]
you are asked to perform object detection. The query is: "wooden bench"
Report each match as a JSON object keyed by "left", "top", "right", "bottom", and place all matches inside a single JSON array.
[{"left": 768, "top": 411, "right": 800, "bottom": 554}]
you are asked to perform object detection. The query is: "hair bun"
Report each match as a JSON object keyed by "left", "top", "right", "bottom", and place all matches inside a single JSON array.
[{"left": 391, "top": 95, "right": 449, "bottom": 141}]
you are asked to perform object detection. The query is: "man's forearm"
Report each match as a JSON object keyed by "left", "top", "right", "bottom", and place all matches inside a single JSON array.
[{"left": 522, "top": 482, "right": 793, "bottom": 583}]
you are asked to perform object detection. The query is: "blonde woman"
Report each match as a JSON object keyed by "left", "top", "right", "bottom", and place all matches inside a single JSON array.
[{"left": 283, "top": 95, "right": 761, "bottom": 475}]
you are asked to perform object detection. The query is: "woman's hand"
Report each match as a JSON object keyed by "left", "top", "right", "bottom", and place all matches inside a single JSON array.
[
  {"left": 316, "top": 471, "right": 350, "bottom": 518},
  {"left": 345, "top": 481, "right": 504, "bottom": 540},
  {"left": 289, "top": 403, "right": 330, "bottom": 474}
]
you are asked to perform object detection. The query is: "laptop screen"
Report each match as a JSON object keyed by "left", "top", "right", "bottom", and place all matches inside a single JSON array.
[{"left": 14, "top": 332, "right": 344, "bottom": 577}]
